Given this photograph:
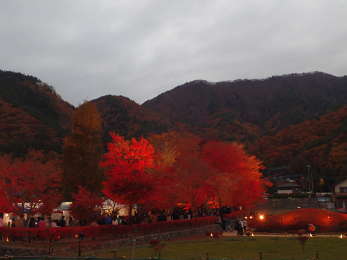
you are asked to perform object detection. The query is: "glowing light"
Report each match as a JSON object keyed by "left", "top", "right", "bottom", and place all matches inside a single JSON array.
[
  {"left": 249, "top": 216, "right": 253, "bottom": 219},
  {"left": 244, "top": 216, "right": 248, "bottom": 219},
  {"left": 258, "top": 214, "right": 265, "bottom": 221},
  {"left": 309, "top": 233, "right": 313, "bottom": 237},
  {"left": 251, "top": 233, "right": 255, "bottom": 237},
  {"left": 5, "top": 237, "right": 9, "bottom": 242},
  {"left": 210, "top": 233, "right": 213, "bottom": 238},
  {"left": 340, "top": 234, "right": 343, "bottom": 239}
]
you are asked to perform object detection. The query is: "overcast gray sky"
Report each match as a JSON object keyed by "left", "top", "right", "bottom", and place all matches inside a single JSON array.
[{"left": 1, "top": 0, "right": 346, "bottom": 106}]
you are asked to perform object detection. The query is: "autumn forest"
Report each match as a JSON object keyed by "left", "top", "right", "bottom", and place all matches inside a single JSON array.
[{"left": 1, "top": 70, "right": 347, "bottom": 220}]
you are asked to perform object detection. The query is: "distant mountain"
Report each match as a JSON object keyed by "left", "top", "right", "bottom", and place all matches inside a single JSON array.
[
  {"left": 251, "top": 104, "right": 347, "bottom": 188},
  {"left": 91, "top": 95, "right": 171, "bottom": 142},
  {"left": 142, "top": 72, "right": 347, "bottom": 185},
  {"left": 0, "top": 70, "right": 73, "bottom": 155},
  {"left": 253, "top": 103, "right": 347, "bottom": 166},
  {"left": 1, "top": 69, "right": 347, "bottom": 182},
  {"left": 143, "top": 72, "right": 347, "bottom": 142}
]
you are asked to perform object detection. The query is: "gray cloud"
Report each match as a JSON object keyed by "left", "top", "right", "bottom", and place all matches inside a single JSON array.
[{"left": 1, "top": 0, "right": 346, "bottom": 106}]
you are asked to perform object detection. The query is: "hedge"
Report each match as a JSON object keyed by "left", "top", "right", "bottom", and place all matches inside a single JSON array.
[
  {"left": 249, "top": 208, "right": 347, "bottom": 232},
  {"left": 0, "top": 216, "right": 218, "bottom": 242}
]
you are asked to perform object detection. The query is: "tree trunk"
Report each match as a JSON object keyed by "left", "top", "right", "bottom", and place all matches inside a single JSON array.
[{"left": 219, "top": 208, "right": 226, "bottom": 230}]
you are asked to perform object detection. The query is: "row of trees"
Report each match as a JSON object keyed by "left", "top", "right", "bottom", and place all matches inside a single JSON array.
[{"left": 0, "top": 102, "right": 270, "bottom": 224}]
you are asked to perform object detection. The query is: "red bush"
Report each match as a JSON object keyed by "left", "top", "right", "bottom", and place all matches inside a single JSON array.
[{"left": 249, "top": 208, "right": 347, "bottom": 232}]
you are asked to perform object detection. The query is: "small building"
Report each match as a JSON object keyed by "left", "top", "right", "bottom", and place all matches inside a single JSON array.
[
  {"left": 52, "top": 202, "right": 73, "bottom": 222},
  {"left": 335, "top": 179, "right": 347, "bottom": 193},
  {"left": 334, "top": 179, "right": 347, "bottom": 212},
  {"left": 275, "top": 181, "right": 301, "bottom": 194}
]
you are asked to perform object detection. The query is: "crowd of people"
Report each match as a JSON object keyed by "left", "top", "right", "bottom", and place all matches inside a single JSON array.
[
  {"left": 0, "top": 206, "right": 243, "bottom": 230},
  {"left": 0, "top": 214, "right": 138, "bottom": 229},
  {"left": 0, "top": 215, "right": 69, "bottom": 228}
]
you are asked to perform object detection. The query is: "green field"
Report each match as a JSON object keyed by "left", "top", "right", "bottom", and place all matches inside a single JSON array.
[{"left": 93, "top": 236, "right": 347, "bottom": 260}]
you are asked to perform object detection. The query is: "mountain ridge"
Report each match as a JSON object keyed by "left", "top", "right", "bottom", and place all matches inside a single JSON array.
[
  {"left": 143, "top": 71, "right": 347, "bottom": 136},
  {"left": 0, "top": 70, "right": 73, "bottom": 155},
  {"left": 1, "top": 69, "right": 347, "bottom": 183}
]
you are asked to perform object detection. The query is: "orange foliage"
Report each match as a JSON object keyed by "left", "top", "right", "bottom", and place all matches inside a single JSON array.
[
  {"left": 102, "top": 131, "right": 268, "bottom": 214},
  {"left": 63, "top": 101, "right": 103, "bottom": 197},
  {"left": 150, "top": 132, "right": 269, "bottom": 211},
  {"left": 201, "top": 141, "right": 270, "bottom": 209}
]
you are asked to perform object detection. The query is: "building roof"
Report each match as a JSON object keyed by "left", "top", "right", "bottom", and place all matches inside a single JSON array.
[{"left": 275, "top": 182, "right": 301, "bottom": 189}]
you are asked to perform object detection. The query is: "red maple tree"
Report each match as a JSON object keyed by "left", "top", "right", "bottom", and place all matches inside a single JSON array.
[
  {"left": 70, "top": 186, "right": 103, "bottom": 224},
  {"left": 201, "top": 141, "right": 269, "bottom": 209},
  {"left": 100, "top": 132, "right": 156, "bottom": 219},
  {"left": 101, "top": 131, "right": 269, "bottom": 224},
  {"left": 0, "top": 151, "right": 62, "bottom": 216},
  {"left": 146, "top": 132, "right": 209, "bottom": 212}
]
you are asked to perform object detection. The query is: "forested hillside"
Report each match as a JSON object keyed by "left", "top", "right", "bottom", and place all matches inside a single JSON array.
[
  {"left": 144, "top": 72, "right": 347, "bottom": 142},
  {"left": 251, "top": 105, "right": 347, "bottom": 188},
  {"left": 92, "top": 95, "right": 171, "bottom": 143},
  {"left": 1, "top": 69, "right": 347, "bottom": 187},
  {"left": 0, "top": 70, "right": 73, "bottom": 155}
]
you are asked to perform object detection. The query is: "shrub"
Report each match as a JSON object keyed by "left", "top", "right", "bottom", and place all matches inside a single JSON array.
[{"left": 249, "top": 208, "right": 347, "bottom": 232}]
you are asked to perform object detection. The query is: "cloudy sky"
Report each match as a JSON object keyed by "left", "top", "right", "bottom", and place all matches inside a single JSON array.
[{"left": 1, "top": 0, "right": 346, "bottom": 106}]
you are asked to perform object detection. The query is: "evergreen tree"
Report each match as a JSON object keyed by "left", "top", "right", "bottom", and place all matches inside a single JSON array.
[{"left": 63, "top": 102, "right": 103, "bottom": 199}]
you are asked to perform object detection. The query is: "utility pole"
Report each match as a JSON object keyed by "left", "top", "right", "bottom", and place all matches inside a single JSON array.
[
  {"left": 306, "top": 164, "right": 311, "bottom": 192},
  {"left": 306, "top": 165, "right": 314, "bottom": 198}
]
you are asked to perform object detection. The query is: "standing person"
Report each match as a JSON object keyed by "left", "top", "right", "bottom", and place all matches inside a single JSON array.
[
  {"left": 28, "top": 217, "right": 36, "bottom": 228},
  {"left": 47, "top": 216, "right": 52, "bottom": 227},
  {"left": 242, "top": 218, "right": 248, "bottom": 234},
  {"left": 38, "top": 217, "right": 46, "bottom": 228},
  {"left": 224, "top": 218, "right": 232, "bottom": 231},
  {"left": 235, "top": 219, "right": 243, "bottom": 235},
  {"left": 104, "top": 215, "right": 112, "bottom": 225},
  {"left": 10, "top": 218, "right": 16, "bottom": 228},
  {"left": 112, "top": 216, "right": 118, "bottom": 225},
  {"left": 239, "top": 219, "right": 245, "bottom": 235},
  {"left": 59, "top": 216, "right": 66, "bottom": 227},
  {"left": 68, "top": 216, "right": 74, "bottom": 226},
  {"left": 0, "top": 216, "right": 4, "bottom": 227}
]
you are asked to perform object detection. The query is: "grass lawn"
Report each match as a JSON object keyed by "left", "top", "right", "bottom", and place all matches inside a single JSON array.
[{"left": 92, "top": 236, "right": 347, "bottom": 260}]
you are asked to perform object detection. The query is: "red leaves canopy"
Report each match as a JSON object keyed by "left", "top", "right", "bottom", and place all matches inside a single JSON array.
[
  {"left": 70, "top": 186, "right": 102, "bottom": 223},
  {"left": 150, "top": 132, "right": 270, "bottom": 211},
  {"left": 101, "top": 131, "right": 269, "bottom": 213},
  {"left": 201, "top": 141, "right": 270, "bottom": 208},
  {"left": 0, "top": 151, "right": 62, "bottom": 215},
  {"left": 101, "top": 132, "right": 154, "bottom": 173},
  {"left": 100, "top": 133, "right": 155, "bottom": 207}
]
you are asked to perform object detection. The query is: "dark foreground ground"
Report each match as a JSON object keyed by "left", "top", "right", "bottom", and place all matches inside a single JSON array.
[{"left": 91, "top": 235, "right": 347, "bottom": 260}]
